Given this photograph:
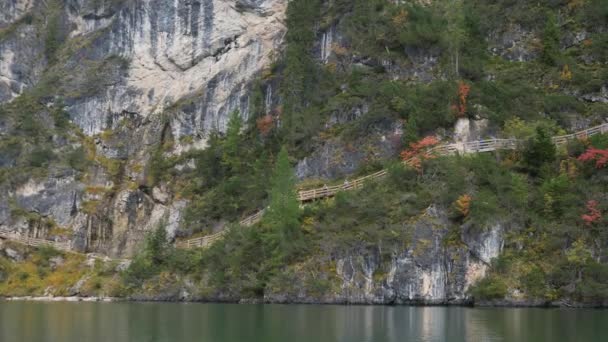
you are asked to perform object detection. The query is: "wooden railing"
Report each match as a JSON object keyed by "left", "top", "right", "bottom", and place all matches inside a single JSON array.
[
  {"left": 297, "top": 169, "right": 388, "bottom": 202},
  {"left": 552, "top": 123, "right": 608, "bottom": 146},
  {"left": 0, "top": 229, "right": 71, "bottom": 251},
  {"left": 177, "top": 209, "right": 266, "bottom": 250},
  {"left": 298, "top": 123, "right": 608, "bottom": 202},
  {"left": 239, "top": 209, "right": 265, "bottom": 227},
  {"left": 176, "top": 122, "right": 608, "bottom": 249}
]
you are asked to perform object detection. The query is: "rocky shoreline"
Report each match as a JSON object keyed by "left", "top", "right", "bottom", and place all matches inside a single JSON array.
[
  {"left": 2, "top": 296, "right": 119, "bottom": 302},
  {"left": 2, "top": 295, "right": 606, "bottom": 308}
]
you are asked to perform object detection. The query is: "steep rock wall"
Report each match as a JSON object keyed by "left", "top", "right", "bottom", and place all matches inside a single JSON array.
[
  {"left": 265, "top": 207, "right": 506, "bottom": 304},
  {"left": 0, "top": 0, "right": 287, "bottom": 257}
]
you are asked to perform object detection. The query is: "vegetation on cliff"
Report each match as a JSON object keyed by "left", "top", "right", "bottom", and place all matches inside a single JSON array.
[{"left": 1, "top": 0, "right": 607, "bottom": 305}]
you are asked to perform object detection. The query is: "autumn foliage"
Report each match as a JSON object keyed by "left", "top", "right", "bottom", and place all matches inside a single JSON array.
[
  {"left": 400, "top": 136, "right": 440, "bottom": 171},
  {"left": 452, "top": 81, "right": 471, "bottom": 118},
  {"left": 256, "top": 114, "right": 274, "bottom": 136},
  {"left": 581, "top": 200, "right": 602, "bottom": 226},
  {"left": 455, "top": 194, "right": 472, "bottom": 217},
  {"left": 578, "top": 148, "right": 608, "bottom": 168}
]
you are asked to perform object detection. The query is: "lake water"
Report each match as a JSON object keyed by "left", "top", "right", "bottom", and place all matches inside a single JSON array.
[{"left": 0, "top": 301, "right": 605, "bottom": 342}]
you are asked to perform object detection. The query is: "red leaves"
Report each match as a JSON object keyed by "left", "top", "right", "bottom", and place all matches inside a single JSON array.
[
  {"left": 400, "top": 136, "right": 440, "bottom": 171},
  {"left": 256, "top": 114, "right": 274, "bottom": 136},
  {"left": 581, "top": 200, "right": 602, "bottom": 226},
  {"left": 453, "top": 81, "right": 471, "bottom": 118},
  {"left": 578, "top": 148, "right": 608, "bottom": 168}
]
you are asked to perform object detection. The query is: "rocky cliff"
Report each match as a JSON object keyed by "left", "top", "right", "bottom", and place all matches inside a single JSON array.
[
  {"left": 1, "top": 0, "right": 607, "bottom": 305},
  {"left": 1, "top": 0, "right": 286, "bottom": 256}
]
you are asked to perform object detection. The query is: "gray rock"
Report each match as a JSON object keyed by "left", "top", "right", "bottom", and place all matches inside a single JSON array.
[
  {"left": 69, "top": 276, "right": 90, "bottom": 296},
  {"left": 4, "top": 247, "right": 24, "bottom": 262},
  {"left": 49, "top": 256, "right": 65, "bottom": 270},
  {"left": 266, "top": 207, "right": 506, "bottom": 305},
  {"left": 488, "top": 24, "right": 539, "bottom": 62},
  {"left": 296, "top": 122, "right": 401, "bottom": 180}
]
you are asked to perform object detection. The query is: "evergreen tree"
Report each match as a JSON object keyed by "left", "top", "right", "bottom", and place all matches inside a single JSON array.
[
  {"left": 441, "top": 0, "right": 467, "bottom": 78},
  {"left": 264, "top": 146, "right": 301, "bottom": 262},
  {"left": 195, "top": 131, "right": 225, "bottom": 190},
  {"left": 523, "top": 126, "right": 556, "bottom": 175},
  {"left": 403, "top": 115, "right": 420, "bottom": 146},
  {"left": 144, "top": 224, "right": 170, "bottom": 266},
  {"left": 281, "top": 0, "right": 320, "bottom": 146},
  {"left": 541, "top": 13, "right": 560, "bottom": 66},
  {"left": 222, "top": 110, "right": 244, "bottom": 173}
]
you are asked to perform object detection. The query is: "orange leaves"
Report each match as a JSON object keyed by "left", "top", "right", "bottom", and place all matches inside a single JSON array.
[
  {"left": 455, "top": 194, "right": 472, "bottom": 217},
  {"left": 453, "top": 81, "right": 471, "bottom": 118},
  {"left": 582, "top": 200, "right": 602, "bottom": 226},
  {"left": 392, "top": 9, "right": 409, "bottom": 27},
  {"left": 256, "top": 114, "right": 274, "bottom": 136},
  {"left": 400, "top": 136, "right": 440, "bottom": 171},
  {"left": 331, "top": 43, "right": 348, "bottom": 57},
  {"left": 578, "top": 148, "right": 608, "bottom": 169}
]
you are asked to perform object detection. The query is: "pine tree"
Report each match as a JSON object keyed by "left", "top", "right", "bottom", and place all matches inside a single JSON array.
[
  {"left": 403, "top": 115, "right": 420, "bottom": 146},
  {"left": 264, "top": 146, "right": 301, "bottom": 262},
  {"left": 523, "top": 127, "right": 556, "bottom": 175},
  {"left": 541, "top": 13, "right": 560, "bottom": 66},
  {"left": 441, "top": 0, "right": 467, "bottom": 78},
  {"left": 281, "top": 0, "right": 320, "bottom": 146},
  {"left": 222, "top": 110, "right": 244, "bottom": 173}
]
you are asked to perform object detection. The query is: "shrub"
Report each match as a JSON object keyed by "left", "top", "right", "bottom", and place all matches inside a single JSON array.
[
  {"left": 471, "top": 276, "right": 508, "bottom": 300},
  {"left": 28, "top": 147, "right": 55, "bottom": 168},
  {"left": 523, "top": 127, "right": 556, "bottom": 175}
]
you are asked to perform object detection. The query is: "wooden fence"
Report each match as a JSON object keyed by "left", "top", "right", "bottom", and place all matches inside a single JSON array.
[
  {"left": 0, "top": 229, "right": 71, "bottom": 251},
  {"left": 174, "top": 122, "right": 608, "bottom": 249},
  {"left": 298, "top": 123, "right": 607, "bottom": 202},
  {"left": 177, "top": 209, "right": 266, "bottom": 249}
]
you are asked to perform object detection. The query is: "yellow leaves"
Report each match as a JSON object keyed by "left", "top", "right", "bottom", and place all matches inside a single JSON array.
[
  {"left": 559, "top": 159, "right": 578, "bottom": 179},
  {"left": 454, "top": 194, "right": 472, "bottom": 217},
  {"left": 566, "top": 239, "right": 592, "bottom": 265},
  {"left": 302, "top": 216, "right": 316, "bottom": 233},
  {"left": 543, "top": 193, "right": 554, "bottom": 217},
  {"left": 567, "top": 0, "right": 585, "bottom": 10},
  {"left": 560, "top": 64, "right": 572, "bottom": 81},
  {"left": 392, "top": 9, "right": 409, "bottom": 27}
]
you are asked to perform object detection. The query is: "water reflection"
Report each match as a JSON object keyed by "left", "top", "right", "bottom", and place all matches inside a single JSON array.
[{"left": 0, "top": 301, "right": 606, "bottom": 342}]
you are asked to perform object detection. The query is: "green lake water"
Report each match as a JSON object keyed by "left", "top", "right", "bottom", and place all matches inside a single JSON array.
[{"left": 0, "top": 301, "right": 606, "bottom": 342}]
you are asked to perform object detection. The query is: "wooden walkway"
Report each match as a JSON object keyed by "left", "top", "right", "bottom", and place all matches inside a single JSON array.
[
  {"left": 179, "top": 122, "right": 607, "bottom": 249},
  {"left": 297, "top": 123, "right": 608, "bottom": 202},
  {"left": 176, "top": 209, "right": 266, "bottom": 249},
  {"left": 7, "top": 124, "right": 604, "bottom": 252},
  {"left": 0, "top": 228, "right": 71, "bottom": 251}
]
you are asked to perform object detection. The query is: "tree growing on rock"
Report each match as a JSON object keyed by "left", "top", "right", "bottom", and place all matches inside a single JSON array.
[
  {"left": 263, "top": 146, "right": 301, "bottom": 264},
  {"left": 455, "top": 194, "right": 472, "bottom": 218},
  {"left": 222, "top": 110, "right": 244, "bottom": 173}
]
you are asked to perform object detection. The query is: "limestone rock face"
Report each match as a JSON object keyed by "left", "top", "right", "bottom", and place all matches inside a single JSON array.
[
  {"left": 63, "top": 0, "right": 286, "bottom": 136},
  {"left": 0, "top": 0, "right": 35, "bottom": 26},
  {"left": 0, "top": 0, "right": 287, "bottom": 257},
  {"left": 265, "top": 207, "right": 506, "bottom": 305}
]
